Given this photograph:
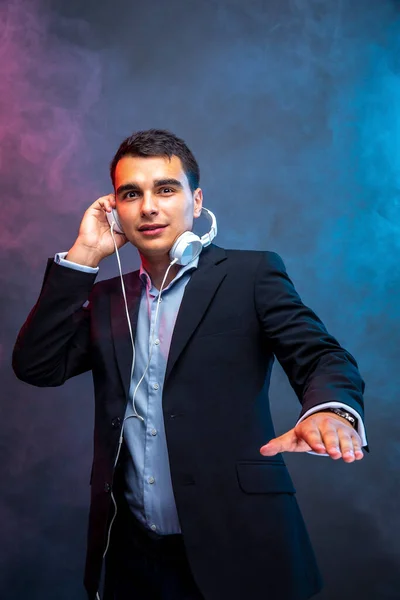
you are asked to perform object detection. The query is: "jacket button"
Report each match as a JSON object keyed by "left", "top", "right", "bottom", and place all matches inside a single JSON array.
[
  {"left": 104, "top": 482, "right": 111, "bottom": 492},
  {"left": 111, "top": 417, "right": 121, "bottom": 429}
]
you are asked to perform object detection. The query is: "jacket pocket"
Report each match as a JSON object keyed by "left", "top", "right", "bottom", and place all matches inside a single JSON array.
[{"left": 236, "top": 461, "right": 296, "bottom": 494}]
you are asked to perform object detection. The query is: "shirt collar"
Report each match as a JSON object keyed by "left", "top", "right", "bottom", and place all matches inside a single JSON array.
[{"left": 139, "top": 254, "right": 199, "bottom": 292}]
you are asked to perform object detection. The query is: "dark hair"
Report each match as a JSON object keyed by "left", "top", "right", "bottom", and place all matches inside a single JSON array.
[{"left": 110, "top": 129, "right": 200, "bottom": 192}]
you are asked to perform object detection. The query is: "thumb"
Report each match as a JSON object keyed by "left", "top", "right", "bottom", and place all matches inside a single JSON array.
[{"left": 260, "top": 429, "right": 297, "bottom": 456}]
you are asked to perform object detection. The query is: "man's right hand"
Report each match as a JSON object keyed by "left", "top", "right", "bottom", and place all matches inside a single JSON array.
[{"left": 66, "top": 194, "right": 128, "bottom": 267}]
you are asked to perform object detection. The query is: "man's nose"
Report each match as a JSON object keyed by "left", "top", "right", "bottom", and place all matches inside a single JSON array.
[{"left": 141, "top": 193, "right": 158, "bottom": 215}]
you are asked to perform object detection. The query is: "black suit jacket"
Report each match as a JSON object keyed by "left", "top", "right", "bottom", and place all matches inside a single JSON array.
[{"left": 12, "top": 244, "right": 367, "bottom": 600}]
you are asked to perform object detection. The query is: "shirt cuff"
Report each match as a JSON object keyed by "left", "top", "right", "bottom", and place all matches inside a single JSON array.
[
  {"left": 295, "top": 402, "right": 368, "bottom": 457},
  {"left": 54, "top": 252, "right": 99, "bottom": 274}
]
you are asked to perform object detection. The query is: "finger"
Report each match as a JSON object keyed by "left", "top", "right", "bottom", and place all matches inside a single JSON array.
[
  {"left": 98, "top": 197, "right": 113, "bottom": 213},
  {"left": 351, "top": 434, "right": 364, "bottom": 460},
  {"left": 105, "top": 193, "right": 116, "bottom": 208},
  {"left": 319, "top": 425, "right": 342, "bottom": 460},
  {"left": 299, "top": 425, "right": 327, "bottom": 454},
  {"left": 338, "top": 431, "right": 356, "bottom": 463},
  {"left": 105, "top": 194, "right": 115, "bottom": 211},
  {"left": 97, "top": 198, "right": 107, "bottom": 211}
]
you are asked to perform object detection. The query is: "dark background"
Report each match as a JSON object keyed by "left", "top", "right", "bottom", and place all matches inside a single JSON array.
[{"left": 1, "top": 0, "right": 399, "bottom": 598}]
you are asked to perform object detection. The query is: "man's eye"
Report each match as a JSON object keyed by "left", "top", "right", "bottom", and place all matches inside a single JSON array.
[
  {"left": 125, "top": 191, "right": 138, "bottom": 199},
  {"left": 161, "top": 188, "right": 173, "bottom": 193}
]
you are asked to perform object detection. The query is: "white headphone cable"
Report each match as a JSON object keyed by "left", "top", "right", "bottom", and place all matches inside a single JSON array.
[
  {"left": 109, "top": 222, "right": 143, "bottom": 420},
  {"left": 100, "top": 223, "right": 142, "bottom": 575},
  {"left": 100, "top": 225, "right": 178, "bottom": 569}
]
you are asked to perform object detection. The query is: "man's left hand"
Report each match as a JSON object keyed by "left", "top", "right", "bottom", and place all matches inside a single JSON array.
[{"left": 260, "top": 412, "right": 364, "bottom": 463}]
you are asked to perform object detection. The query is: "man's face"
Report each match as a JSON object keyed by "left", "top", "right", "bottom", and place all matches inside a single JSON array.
[{"left": 114, "top": 155, "right": 202, "bottom": 258}]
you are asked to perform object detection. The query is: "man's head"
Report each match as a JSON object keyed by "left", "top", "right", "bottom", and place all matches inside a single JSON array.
[{"left": 110, "top": 129, "right": 203, "bottom": 260}]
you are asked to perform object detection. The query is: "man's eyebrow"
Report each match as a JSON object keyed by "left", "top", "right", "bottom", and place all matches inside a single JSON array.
[
  {"left": 153, "top": 178, "right": 183, "bottom": 189},
  {"left": 116, "top": 182, "right": 141, "bottom": 195},
  {"left": 116, "top": 178, "right": 183, "bottom": 196}
]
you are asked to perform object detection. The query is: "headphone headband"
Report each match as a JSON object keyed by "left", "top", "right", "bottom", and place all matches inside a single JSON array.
[{"left": 199, "top": 207, "right": 217, "bottom": 248}]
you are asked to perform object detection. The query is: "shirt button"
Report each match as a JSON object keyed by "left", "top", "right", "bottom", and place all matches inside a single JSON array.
[
  {"left": 150, "top": 428, "right": 157, "bottom": 436},
  {"left": 148, "top": 476, "right": 155, "bottom": 484},
  {"left": 154, "top": 339, "right": 160, "bottom": 345},
  {"left": 153, "top": 383, "right": 159, "bottom": 390},
  {"left": 150, "top": 524, "right": 157, "bottom": 531}
]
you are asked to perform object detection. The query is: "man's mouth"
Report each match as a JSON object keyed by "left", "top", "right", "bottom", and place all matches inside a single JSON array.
[
  {"left": 138, "top": 224, "right": 168, "bottom": 235},
  {"left": 139, "top": 224, "right": 168, "bottom": 231}
]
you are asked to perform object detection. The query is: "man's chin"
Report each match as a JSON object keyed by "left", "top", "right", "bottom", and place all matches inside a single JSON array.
[{"left": 134, "top": 240, "right": 173, "bottom": 259}]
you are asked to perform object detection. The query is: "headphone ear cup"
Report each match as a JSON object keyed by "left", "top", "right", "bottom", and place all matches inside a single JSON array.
[
  {"left": 170, "top": 231, "right": 203, "bottom": 266},
  {"left": 106, "top": 208, "right": 124, "bottom": 234}
]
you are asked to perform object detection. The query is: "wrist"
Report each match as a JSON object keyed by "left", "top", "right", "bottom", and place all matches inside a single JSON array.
[
  {"left": 66, "top": 242, "right": 103, "bottom": 268},
  {"left": 318, "top": 408, "right": 358, "bottom": 429}
]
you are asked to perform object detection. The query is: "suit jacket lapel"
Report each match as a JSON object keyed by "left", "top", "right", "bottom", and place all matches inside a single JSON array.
[
  {"left": 164, "top": 244, "right": 227, "bottom": 385},
  {"left": 111, "top": 270, "right": 142, "bottom": 402}
]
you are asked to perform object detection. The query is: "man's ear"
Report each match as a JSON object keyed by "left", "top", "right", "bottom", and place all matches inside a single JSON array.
[{"left": 193, "top": 188, "right": 203, "bottom": 218}]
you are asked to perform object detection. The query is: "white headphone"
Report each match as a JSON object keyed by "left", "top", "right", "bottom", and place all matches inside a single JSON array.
[{"left": 106, "top": 206, "right": 217, "bottom": 265}]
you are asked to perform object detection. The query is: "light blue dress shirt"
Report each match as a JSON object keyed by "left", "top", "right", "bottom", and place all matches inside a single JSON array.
[
  {"left": 121, "top": 258, "right": 199, "bottom": 535},
  {"left": 54, "top": 251, "right": 368, "bottom": 534}
]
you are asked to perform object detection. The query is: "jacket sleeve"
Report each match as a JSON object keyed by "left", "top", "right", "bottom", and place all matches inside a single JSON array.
[
  {"left": 12, "top": 258, "right": 98, "bottom": 387},
  {"left": 254, "top": 251, "right": 368, "bottom": 450}
]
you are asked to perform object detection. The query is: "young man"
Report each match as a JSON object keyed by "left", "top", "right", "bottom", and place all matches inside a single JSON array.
[{"left": 13, "top": 129, "right": 368, "bottom": 600}]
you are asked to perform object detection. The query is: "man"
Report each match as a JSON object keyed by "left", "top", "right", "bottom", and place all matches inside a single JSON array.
[{"left": 12, "top": 129, "right": 368, "bottom": 600}]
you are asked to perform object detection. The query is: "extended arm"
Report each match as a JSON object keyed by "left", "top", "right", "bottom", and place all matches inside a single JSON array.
[{"left": 254, "top": 251, "right": 368, "bottom": 457}]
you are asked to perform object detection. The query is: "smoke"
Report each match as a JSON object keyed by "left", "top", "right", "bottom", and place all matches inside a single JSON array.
[
  {"left": 0, "top": 0, "right": 102, "bottom": 269},
  {"left": 2, "top": 0, "right": 400, "bottom": 598}
]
